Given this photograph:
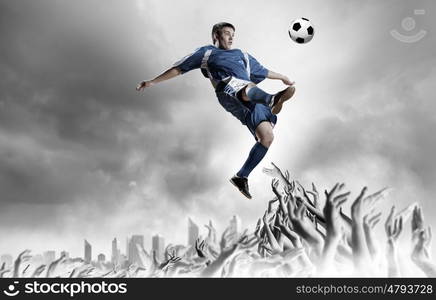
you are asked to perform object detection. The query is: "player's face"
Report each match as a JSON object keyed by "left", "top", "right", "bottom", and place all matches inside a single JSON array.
[{"left": 217, "top": 27, "right": 234, "bottom": 50}]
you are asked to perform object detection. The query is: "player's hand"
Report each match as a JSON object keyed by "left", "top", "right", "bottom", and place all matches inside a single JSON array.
[
  {"left": 136, "top": 80, "right": 154, "bottom": 91},
  {"left": 281, "top": 76, "right": 295, "bottom": 86}
]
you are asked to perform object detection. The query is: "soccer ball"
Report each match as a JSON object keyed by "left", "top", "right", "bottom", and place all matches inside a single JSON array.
[{"left": 288, "top": 18, "right": 314, "bottom": 44}]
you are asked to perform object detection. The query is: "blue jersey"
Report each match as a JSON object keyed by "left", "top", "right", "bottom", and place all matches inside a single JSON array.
[
  {"left": 174, "top": 45, "right": 268, "bottom": 84},
  {"left": 173, "top": 45, "right": 270, "bottom": 124}
]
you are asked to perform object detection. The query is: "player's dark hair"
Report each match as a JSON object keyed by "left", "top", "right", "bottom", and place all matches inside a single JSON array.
[{"left": 211, "top": 22, "right": 235, "bottom": 44}]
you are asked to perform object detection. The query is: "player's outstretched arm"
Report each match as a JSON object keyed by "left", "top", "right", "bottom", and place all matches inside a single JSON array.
[
  {"left": 136, "top": 67, "right": 182, "bottom": 91},
  {"left": 267, "top": 70, "right": 294, "bottom": 86}
]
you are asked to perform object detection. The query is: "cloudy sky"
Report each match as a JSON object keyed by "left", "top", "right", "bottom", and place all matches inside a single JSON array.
[{"left": 0, "top": 0, "right": 435, "bottom": 260}]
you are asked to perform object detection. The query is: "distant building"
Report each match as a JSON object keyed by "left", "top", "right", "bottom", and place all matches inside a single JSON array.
[
  {"left": 229, "top": 215, "right": 242, "bottom": 244},
  {"left": 152, "top": 235, "right": 165, "bottom": 262},
  {"left": 31, "top": 254, "right": 44, "bottom": 264},
  {"left": 127, "top": 235, "right": 144, "bottom": 266},
  {"left": 84, "top": 240, "right": 92, "bottom": 263},
  {"left": 0, "top": 254, "right": 13, "bottom": 268},
  {"left": 126, "top": 237, "right": 129, "bottom": 261},
  {"left": 97, "top": 253, "right": 106, "bottom": 263},
  {"left": 111, "top": 238, "right": 119, "bottom": 265},
  {"left": 43, "top": 251, "right": 56, "bottom": 264},
  {"left": 60, "top": 251, "right": 70, "bottom": 259},
  {"left": 188, "top": 218, "right": 199, "bottom": 246},
  {"left": 230, "top": 215, "right": 242, "bottom": 235},
  {"left": 118, "top": 254, "right": 129, "bottom": 269}
]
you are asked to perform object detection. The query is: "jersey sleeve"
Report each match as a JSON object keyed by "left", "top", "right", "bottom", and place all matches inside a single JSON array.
[
  {"left": 248, "top": 53, "right": 269, "bottom": 84},
  {"left": 173, "top": 47, "right": 206, "bottom": 74}
]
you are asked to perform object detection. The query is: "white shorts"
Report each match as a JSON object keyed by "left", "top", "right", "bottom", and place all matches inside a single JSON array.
[{"left": 221, "top": 76, "right": 252, "bottom": 96}]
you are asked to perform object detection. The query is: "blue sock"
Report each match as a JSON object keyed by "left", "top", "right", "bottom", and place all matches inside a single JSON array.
[
  {"left": 246, "top": 86, "right": 274, "bottom": 106},
  {"left": 237, "top": 142, "right": 268, "bottom": 178}
]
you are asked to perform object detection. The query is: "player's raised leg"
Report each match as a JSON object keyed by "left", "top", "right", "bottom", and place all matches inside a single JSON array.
[
  {"left": 230, "top": 121, "right": 274, "bottom": 199},
  {"left": 240, "top": 84, "right": 296, "bottom": 115},
  {"left": 239, "top": 83, "right": 272, "bottom": 105}
]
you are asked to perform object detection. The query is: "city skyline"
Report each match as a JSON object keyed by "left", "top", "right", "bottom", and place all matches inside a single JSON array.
[{"left": 0, "top": 215, "right": 240, "bottom": 264}]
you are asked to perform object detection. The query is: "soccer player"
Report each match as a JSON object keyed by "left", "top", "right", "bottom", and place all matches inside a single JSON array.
[{"left": 137, "top": 22, "right": 295, "bottom": 199}]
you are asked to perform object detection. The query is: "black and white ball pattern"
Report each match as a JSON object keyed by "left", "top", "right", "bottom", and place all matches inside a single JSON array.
[{"left": 288, "top": 18, "right": 314, "bottom": 44}]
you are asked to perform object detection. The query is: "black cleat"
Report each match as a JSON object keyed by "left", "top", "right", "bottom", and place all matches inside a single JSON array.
[
  {"left": 270, "top": 86, "right": 295, "bottom": 115},
  {"left": 229, "top": 176, "right": 252, "bottom": 199}
]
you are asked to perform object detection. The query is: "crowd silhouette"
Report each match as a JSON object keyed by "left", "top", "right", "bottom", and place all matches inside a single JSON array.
[{"left": 1, "top": 163, "right": 435, "bottom": 278}]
